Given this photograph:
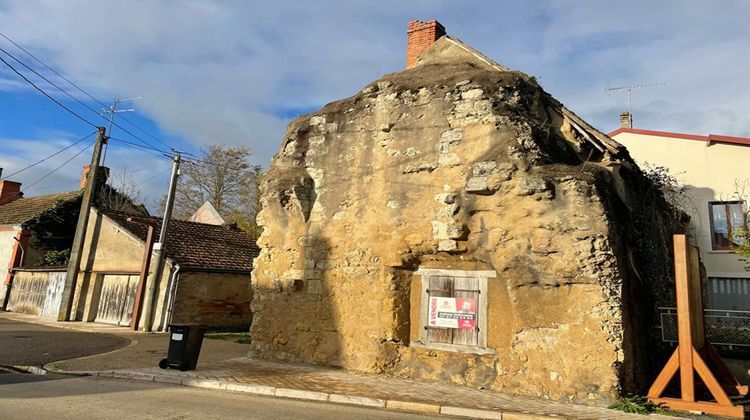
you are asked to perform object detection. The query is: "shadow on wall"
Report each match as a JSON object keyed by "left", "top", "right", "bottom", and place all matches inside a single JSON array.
[
  {"left": 73, "top": 212, "right": 104, "bottom": 322},
  {"left": 250, "top": 225, "right": 344, "bottom": 366},
  {"left": 609, "top": 164, "right": 691, "bottom": 395}
]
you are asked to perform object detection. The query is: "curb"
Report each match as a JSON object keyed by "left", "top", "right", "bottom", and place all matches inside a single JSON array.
[
  {"left": 8, "top": 365, "right": 47, "bottom": 375},
  {"left": 43, "top": 338, "right": 139, "bottom": 375},
  {"left": 97, "top": 370, "right": 554, "bottom": 419}
]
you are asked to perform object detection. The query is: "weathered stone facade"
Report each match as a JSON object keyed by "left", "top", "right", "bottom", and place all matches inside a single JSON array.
[{"left": 250, "top": 36, "right": 682, "bottom": 405}]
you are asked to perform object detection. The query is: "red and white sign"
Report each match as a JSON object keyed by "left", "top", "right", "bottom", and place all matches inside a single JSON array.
[{"left": 428, "top": 297, "right": 477, "bottom": 330}]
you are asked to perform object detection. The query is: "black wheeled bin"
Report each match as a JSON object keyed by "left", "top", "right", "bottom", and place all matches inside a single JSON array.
[{"left": 159, "top": 323, "right": 207, "bottom": 371}]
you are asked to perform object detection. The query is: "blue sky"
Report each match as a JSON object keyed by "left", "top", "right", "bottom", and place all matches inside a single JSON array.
[{"left": 1, "top": 0, "right": 749, "bottom": 207}]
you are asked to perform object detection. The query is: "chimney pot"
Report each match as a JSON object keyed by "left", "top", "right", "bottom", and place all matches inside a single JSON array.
[
  {"left": 406, "top": 19, "right": 446, "bottom": 69},
  {"left": 620, "top": 111, "right": 633, "bottom": 129}
]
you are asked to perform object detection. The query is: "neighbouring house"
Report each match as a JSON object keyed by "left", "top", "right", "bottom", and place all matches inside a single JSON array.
[
  {"left": 67, "top": 209, "right": 258, "bottom": 330},
  {"left": 250, "top": 20, "right": 684, "bottom": 405},
  {"left": 0, "top": 165, "right": 146, "bottom": 313},
  {"left": 0, "top": 186, "right": 79, "bottom": 310},
  {"left": 189, "top": 201, "right": 225, "bottom": 225},
  {"left": 611, "top": 115, "right": 750, "bottom": 311}
]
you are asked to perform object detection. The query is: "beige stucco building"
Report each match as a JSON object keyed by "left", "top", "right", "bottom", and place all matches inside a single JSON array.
[
  {"left": 70, "top": 209, "right": 258, "bottom": 330},
  {"left": 611, "top": 126, "right": 750, "bottom": 310}
]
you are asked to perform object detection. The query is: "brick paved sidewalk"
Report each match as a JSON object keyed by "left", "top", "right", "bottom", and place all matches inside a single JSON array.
[{"left": 91, "top": 357, "right": 678, "bottom": 420}]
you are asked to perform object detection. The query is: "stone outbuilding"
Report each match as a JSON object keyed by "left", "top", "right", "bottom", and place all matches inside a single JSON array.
[{"left": 250, "top": 20, "right": 684, "bottom": 405}]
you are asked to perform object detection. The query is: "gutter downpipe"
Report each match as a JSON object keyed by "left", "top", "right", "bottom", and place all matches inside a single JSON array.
[
  {"left": 163, "top": 263, "right": 180, "bottom": 332},
  {"left": 2, "top": 234, "right": 25, "bottom": 310}
]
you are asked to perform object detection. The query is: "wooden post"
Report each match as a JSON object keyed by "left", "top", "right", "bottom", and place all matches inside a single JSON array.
[
  {"left": 647, "top": 234, "right": 746, "bottom": 418},
  {"left": 128, "top": 218, "right": 157, "bottom": 330}
]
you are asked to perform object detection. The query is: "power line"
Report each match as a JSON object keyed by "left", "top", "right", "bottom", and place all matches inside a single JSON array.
[
  {"left": 0, "top": 54, "right": 98, "bottom": 128},
  {"left": 108, "top": 137, "right": 173, "bottom": 157},
  {"left": 0, "top": 31, "right": 175, "bottom": 152},
  {"left": 0, "top": 140, "right": 94, "bottom": 205},
  {"left": 1, "top": 130, "right": 97, "bottom": 180},
  {"left": 0, "top": 46, "right": 171, "bottom": 154},
  {"left": 137, "top": 166, "right": 174, "bottom": 184}
]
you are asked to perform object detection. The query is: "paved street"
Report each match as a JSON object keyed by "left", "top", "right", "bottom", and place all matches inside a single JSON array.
[
  {"left": 0, "top": 375, "right": 439, "bottom": 419},
  {"left": 0, "top": 317, "right": 129, "bottom": 367}
]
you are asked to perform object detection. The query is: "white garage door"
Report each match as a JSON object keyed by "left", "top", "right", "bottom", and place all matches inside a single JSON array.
[{"left": 95, "top": 274, "right": 138, "bottom": 326}]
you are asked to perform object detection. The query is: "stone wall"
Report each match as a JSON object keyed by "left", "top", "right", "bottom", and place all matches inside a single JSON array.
[
  {"left": 250, "top": 58, "right": 681, "bottom": 405},
  {"left": 172, "top": 271, "right": 252, "bottom": 329}
]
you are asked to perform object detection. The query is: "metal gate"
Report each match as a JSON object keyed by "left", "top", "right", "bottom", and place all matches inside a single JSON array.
[
  {"left": 708, "top": 277, "right": 750, "bottom": 311},
  {"left": 40, "top": 271, "right": 66, "bottom": 318},
  {"left": 95, "top": 274, "right": 138, "bottom": 326}
]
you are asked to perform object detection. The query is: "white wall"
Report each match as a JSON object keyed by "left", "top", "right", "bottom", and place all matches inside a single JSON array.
[{"left": 613, "top": 132, "right": 750, "bottom": 279}]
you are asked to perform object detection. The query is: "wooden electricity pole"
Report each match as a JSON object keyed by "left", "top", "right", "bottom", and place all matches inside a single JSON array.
[
  {"left": 142, "top": 152, "right": 180, "bottom": 331},
  {"left": 57, "top": 127, "right": 107, "bottom": 321}
]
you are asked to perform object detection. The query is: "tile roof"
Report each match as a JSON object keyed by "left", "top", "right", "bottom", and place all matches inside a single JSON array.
[
  {"left": 0, "top": 191, "right": 80, "bottom": 225},
  {"left": 102, "top": 210, "right": 259, "bottom": 273}
]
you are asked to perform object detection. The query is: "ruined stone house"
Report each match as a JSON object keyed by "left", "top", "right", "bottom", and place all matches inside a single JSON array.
[{"left": 250, "top": 20, "right": 683, "bottom": 405}]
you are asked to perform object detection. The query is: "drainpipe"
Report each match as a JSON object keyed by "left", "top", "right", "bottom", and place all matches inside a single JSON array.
[
  {"left": 162, "top": 263, "right": 181, "bottom": 332},
  {"left": 11, "top": 236, "right": 25, "bottom": 267},
  {"left": 3, "top": 231, "right": 27, "bottom": 310}
]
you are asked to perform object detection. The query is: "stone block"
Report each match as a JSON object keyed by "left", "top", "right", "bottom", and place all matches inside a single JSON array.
[
  {"left": 275, "top": 388, "right": 329, "bottom": 401},
  {"left": 466, "top": 176, "right": 492, "bottom": 194},
  {"left": 438, "top": 239, "right": 458, "bottom": 251},
  {"left": 225, "top": 383, "right": 276, "bottom": 396},
  {"left": 434, "top": 193, "right": 457, "bottom": 204},
  {"left": 461, "top": 88, "right": 484, "bottom": 100},
  {"left": 440, "top": 406, "right": 502, "bottom": 419},
  {"left": 517, "top": 177, "right": 550, "bottom": 196},
  {"left": 328, "top": 393, "right": 386, "bottom": 408},
  {"left": 438, "top": 153, "right": 461, "bottom": 167},
  {"left": 385, "top": 400, "right": 441, "bottom": 414}
]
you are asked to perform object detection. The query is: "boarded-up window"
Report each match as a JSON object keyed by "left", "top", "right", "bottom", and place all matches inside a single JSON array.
[{"left": 416, "top": 269, "right": 492, "bottom": 352}]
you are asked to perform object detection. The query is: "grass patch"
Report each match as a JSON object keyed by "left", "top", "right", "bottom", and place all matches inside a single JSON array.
[
  {"left": 205, "top": 332, "right": 252, "bottom": 344},
  {"left": 608, "top": 395, "right": 679, "bottom": 416}
]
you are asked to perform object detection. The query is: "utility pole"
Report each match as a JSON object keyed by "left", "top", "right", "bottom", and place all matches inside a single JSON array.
[
  {"left": 142, "top": 153, "right": 180, "bottom": 331},
  {"left": 57, "top": 127, "right": 107, "bottom": 321}
]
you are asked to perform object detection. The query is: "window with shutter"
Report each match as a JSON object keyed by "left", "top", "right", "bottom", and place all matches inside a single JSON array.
[{"left": 414, "top": 269, "right": 493, "bottom": 354}]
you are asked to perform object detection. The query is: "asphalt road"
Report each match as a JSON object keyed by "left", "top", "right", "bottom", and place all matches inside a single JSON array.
[
  {"left": 0, "top": 317, "right": 129, "bottom": 367},
  {"left": 0, "top": 375, "right": 441, "bottom": 419}
]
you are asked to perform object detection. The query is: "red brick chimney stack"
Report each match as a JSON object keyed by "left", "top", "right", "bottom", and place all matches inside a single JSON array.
[
  {"left": 79, "top": 165, "right": 110, "bottom": 189},
  {"left": 406, "top": 20, "right": 446, "bottom": 69},
  {"left": 0, "top": 180, "right": 22, "bottom": 204},
  {"left": 80, "top": 165, "right": 91, "bottom": 189}
]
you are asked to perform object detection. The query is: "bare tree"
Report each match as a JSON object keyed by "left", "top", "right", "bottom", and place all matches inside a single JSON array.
[
  {"left": 169, "top": 145, "right": 262, "bottom": 239},
  {"left": 97, "top": 167, "right": 146, "bottom": 214}
]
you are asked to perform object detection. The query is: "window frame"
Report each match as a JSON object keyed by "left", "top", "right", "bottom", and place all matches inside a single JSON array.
[
  {"left": 413, "top": 269, "right": 495, "bottom": 355},
  {"left": 709, "top": 201, "right": 746, "bottom": 251}
]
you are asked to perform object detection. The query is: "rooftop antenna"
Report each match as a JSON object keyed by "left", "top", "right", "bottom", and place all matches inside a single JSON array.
[
  {"left": 101, "top": 96, "right": 142, "bottom": 163},
  {"left": 605, "top": 82, "right": 666, "bottom": 115}
]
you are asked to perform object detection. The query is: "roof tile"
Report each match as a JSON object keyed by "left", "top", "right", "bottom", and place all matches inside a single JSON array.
[{"left": 102, "top": 210, "right": 259, "bottom": 272}]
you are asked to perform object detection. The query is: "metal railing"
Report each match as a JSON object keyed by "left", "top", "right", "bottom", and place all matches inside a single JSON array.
[{"left": 659, "top": 307, "right": 750, "bottom": 349}]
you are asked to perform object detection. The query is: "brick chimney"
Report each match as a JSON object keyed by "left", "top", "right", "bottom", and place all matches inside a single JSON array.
[
  {"left": 620, "top": 111, "right": 633, "bottom": 129},
  {"left": 406, "top": 20, "right": 446, "bottom": 69},
  {"left": 80, "top": 165, "right": 110, "bottom": 189},
  {"left": 0, "top": 180, "right": 22, "bottom": 204}
]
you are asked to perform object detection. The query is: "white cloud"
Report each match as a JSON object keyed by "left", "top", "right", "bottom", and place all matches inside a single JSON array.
[{"left": 0, "top": 0, "right": 748, "bottom": 173}]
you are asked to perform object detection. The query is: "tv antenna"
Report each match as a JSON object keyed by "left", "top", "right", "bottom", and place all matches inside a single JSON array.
[
  {"left": 605, "top": 82, "right": 666, "bottom": 115},
  {"left": 100, "top": 96, "right": 142, "bottom": 162}
]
